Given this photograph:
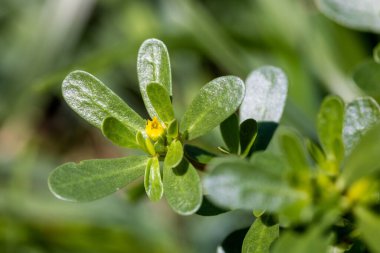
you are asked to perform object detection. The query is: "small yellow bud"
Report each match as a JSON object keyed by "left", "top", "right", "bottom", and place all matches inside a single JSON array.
[
  {"left": 347, "top": 178, "right": 371, "bottom": 203},
  {"left": 146, "top": 117, "right": 164, "bottom": 141}
]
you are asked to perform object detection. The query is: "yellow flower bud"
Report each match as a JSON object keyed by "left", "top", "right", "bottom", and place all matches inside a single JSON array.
[{"left": 145, "top": 117, "right": 164, "bottom": 141}]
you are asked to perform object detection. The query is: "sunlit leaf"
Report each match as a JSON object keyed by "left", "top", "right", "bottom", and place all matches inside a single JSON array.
[
  {"left": 240, "top": 66, "right": 288, "bottom": 123},
  {"left": 316, "top": 0, "right": 380, "bottom": 33},
  {"left": 164, "top": 140, "right": 183, "bottom": 169},
  {"left": 48, "top": 156, "right": 149, "bottom": 202},
  {"left": 317, "top": 96, "right": 344, "bottom": 165},
  {"left": 144, "top": 157, "right": 163, "bottom": 201},
  {"left": 102, "top": 117, "right": 140, "bottom": 149},
  {"left": 343, "top": 97, "right": 380, "bottom": 156},
  {"left": 163, "top": 159, "right": 202, "bottom": 215},
  {"left": 146, "top": 82, "right": 174, "bottom": 124},
  {"left": 242, "top": 216, "right": 279, "bottom": 253},
  {"left": 220, "top": 113, "right": 240, "bottom": 154},
  {"left": 180, "top": 76, "right": 245, "bottom": 140},
  {"left": 137, "top": 38, "right": 172, "bottom": 118},
  {"left": 204, "top": 154, "right": 305, "bottom": 212},
  {"left": 355, "top": 207, "right": 380, "bottom": 253},
  {"left": 62, "top": 70, "right": 145, "bottom": 132}
]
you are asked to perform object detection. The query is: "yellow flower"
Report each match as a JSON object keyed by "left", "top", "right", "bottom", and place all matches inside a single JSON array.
[{"left": 146, "top": 116, "right": 164, "bottom": 141}]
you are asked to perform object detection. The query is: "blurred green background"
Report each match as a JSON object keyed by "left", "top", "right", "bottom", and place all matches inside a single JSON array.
[{"left": 0, "top": 0, "right": 378, "bottom": 252}]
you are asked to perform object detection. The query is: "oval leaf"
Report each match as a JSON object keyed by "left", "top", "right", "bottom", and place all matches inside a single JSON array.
[
  {"left": 242, "top": 217, "right": 279, "bottom": 253},
  {"left": 164, "top": 140, "right": 183, "bottom": 169},
  {"left": 204, "top": 154, "right": 305, "bottom": 212},
  {"left": 220, "top": 113, "right": 240, "bottom": 154},
  {"left": 144, "top": 157, "right": 163, "bottom": 201},
  {"left": 163, "top": 159, "right": 202, "bottom": 215},
  {"left": 62, "top": 70, "right": 145, "bottom": 133},
  {"left": 240, "top": 66, "right": 288, "bottom": 123},
  {"left": 317, "top": 96, "right": 345, "bottom": 165},
  {"left": 137, "top": 38, "right": 172, "bottom": 118},
  {"left": 102, "top": 117, "right": 140, "bottom": 149},
  {"left": 48, "top": 156, "right": 149, "bottom": 202},
  {"left": 146, "top": 82, "right": 174, "bottom": 124},
  {"left": 316, "top": 0, "right": 380, "bottom": 33},
  {"left": 343, "top": 97, "right": 380, "bottom": 156},
  {"left": 180, "top": 76, "right": 245, "bottom": 140}
]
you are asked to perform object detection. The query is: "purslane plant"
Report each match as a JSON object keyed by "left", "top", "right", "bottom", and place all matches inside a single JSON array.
[{"left": 48, "top": 38, "right": 245, "bottom": 215}]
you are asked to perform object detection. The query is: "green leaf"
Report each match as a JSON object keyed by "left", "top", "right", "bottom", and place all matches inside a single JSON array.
[
  {"left": 163, "top": 159, "right": 202, "bottom": 215},
  {"left": 375, "top": 43, "right": 380, "bottom": 63},
  {"left": 101, "top": 117, "right": 139, "bottom": 149},
  {"left": 62, "top": 70, "right": 145, "bottom": 132},
  {"left": 146, "top": 82, "right": 174, "bottom": 124},
  {"left": 242, "top": 217, "right": 279, "bottom": 253},
  {"left": 355, "top": 207, "right": 380, "bottom": 253},
  {"left": 183, "top": 144, "right": 216, "bottom": 170},
  {"left": 340, "top": 123, "right": 380, "bottom": 187},
  {"left": 144, "top": 157, "right": 163, "bottom": 201},
  {"left": 306, "top": 139, "right": 326, "bottom": 166},
  {"left": 137, "top": 39, "right": 172, "bottom": 119},
  {"left": 196, "top": 195, "right": 227, "bottom": 216},
  {"left": 180, "top": 76, "right": 245, "bottom": 140},
  {"left": 316, "top": 0, "right": 380, "bottom": 33},
  {"left": 251, "top": 122, "right": 278, "bottom": 152},
  {"left": 167, "top": 119, "right": 179, "bottom": 139},
  {"left": 220, "top": 113, "right": 240, "bottom": 154},
  {"left": 343, "top": 97, "right": 380, "bottom": 156},
  {"left": 48, "top": 156, "right": 149, "bottom": 202},
  {"left": 317, "top": 96, "right": 345, "bottom": 165},
  {"left": 164, "top": 140, "right": 183, "bottom": 169},
  {"left": 240, "top": 119, "right": 258, "bottom": 157},
  {"left": 353, "top": 60, "right": 380, "bottom": 102},
  {"left": 239, "top": 66, "right": 288, "bottom": 123},
  {"left": 217, "top": 228, "right": 249, "bottom": 253},
  {"left": 204, "top": 153, "right": 306, "bottom": 212}
]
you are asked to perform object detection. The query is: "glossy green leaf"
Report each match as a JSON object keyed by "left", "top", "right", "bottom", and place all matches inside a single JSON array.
[
  {"left": 220, "top": 113, "right": 240, "bottom": 154},
  {"left": 242, "top": 217, "right": 279, "bottom": 253},
  {"left": 164, "top": 140, "right": 183, "bottom": 169},
  {"left": 137, "top": 39, "right": 172, "bottom": 118},
  {"left": 340, "top": 123, "right": 380, "bottom": 187},
  {"left": 48, "top": 156, "right": 149, "bottom": 202},
  {"left": 144, "top": 157, "right": 163, "bottom": 201},
  {"left": 180, "top": 76, "right": 245, "bottom": 140},
  {"left": 316, "top": 0, "right": 380, "bottom": 33},
  {"left": 240, "top": 119, "right": 258, "bottom": 157},
  {"left": 240, "top": 66, "right": 288, "bottom": 123},
  {"left": 317, "top": 96, "right": 345, "bottom": 164},
  {"left": 355, "top": 207, "right": 380, "bottom": 253},
  {"left": 343, "top": 97, "right": 380, "bottom": 156},
  {"left": 204, "top": 154, "right": 305, "bottom": 212},
  {"left": 183, "top": 144, "right": 216, "bottom": 170},
  {"left": 146, "top": 82, "right": 174, "bottom": 123},
  {"left": 62, "top": 70, "right": 145, "bottom": 132},
  {"left": 375, "top": 43, "right": 380, "bottom": 63},
  {"left": 353, "top": 60, "right": 380, "bottom": 102},
  {"left": 102, "top": 117, "right": 139, "bottom": 149},
  {"left": 163, "top": 159, "right": 202, "bottom": 215}
]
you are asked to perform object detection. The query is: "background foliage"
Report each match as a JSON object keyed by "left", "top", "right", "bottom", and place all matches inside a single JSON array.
[{"left": 0, "top": 0, "right": 379, "bottom": 252}]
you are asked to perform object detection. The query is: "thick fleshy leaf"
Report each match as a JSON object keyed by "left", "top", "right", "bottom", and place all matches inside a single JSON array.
[
  {"left": 353, "top": 61, "right": 380, "bottom": 102},
  {"left": 343, "top": 97, "right": 380, "bottom": 156},
  {"left": 204, "top": 153, "right": 306, "bottom": 212},
  {"left": 62, "top": 70, "right": 145, "bottom": 132},
  {"left": 137, "top": 38, "right": 172, "bottom": 118},
  {"left": 48, "top": 156, "right": 149, "bottom": 202},
  {"left": 316, "top": 0, "right": 380, "bottom": 33},
  {"left": 164, "top": 140, "right": 183, "bottom": 169},
  {"left": 183, "top": 144, "right": 216, "bottom": 170},
  {"left": 317, "top": 96, "right": 345, "bottom": 165},
  {"left": 163, "top": 159, "right": 202, "bottom": 215},
  {"left": 102, "top": 117, "right": 139, "bottom": 149},
  {"left": 220, "top": 113, "right": 240, "bottom": 154},
  {"left": 146, "top": 82, "right": 174, "bottom": 124},
  {"left": 217, "top": 228, "right": 249, "bottom": 253},
  {"left": 355, "top": 207, "right": 380, "bottom": 253},
  {"left": 239, "top": 66, "right": 288, "bottom": 123},
  {"left": 340, "top": 123, "right": 380, "bottom": 187},
  {"left": 242, "top": 217, "right": 279, "bottom": 253},
  {"left": 144, "top": 157, "right": 163, "bottom": 201},
  {"left": 180, "top": 76, "right": 245, "bottom": 140},
  {"left": 240, "top": 118, "right": 258, "bottom": 157}
]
